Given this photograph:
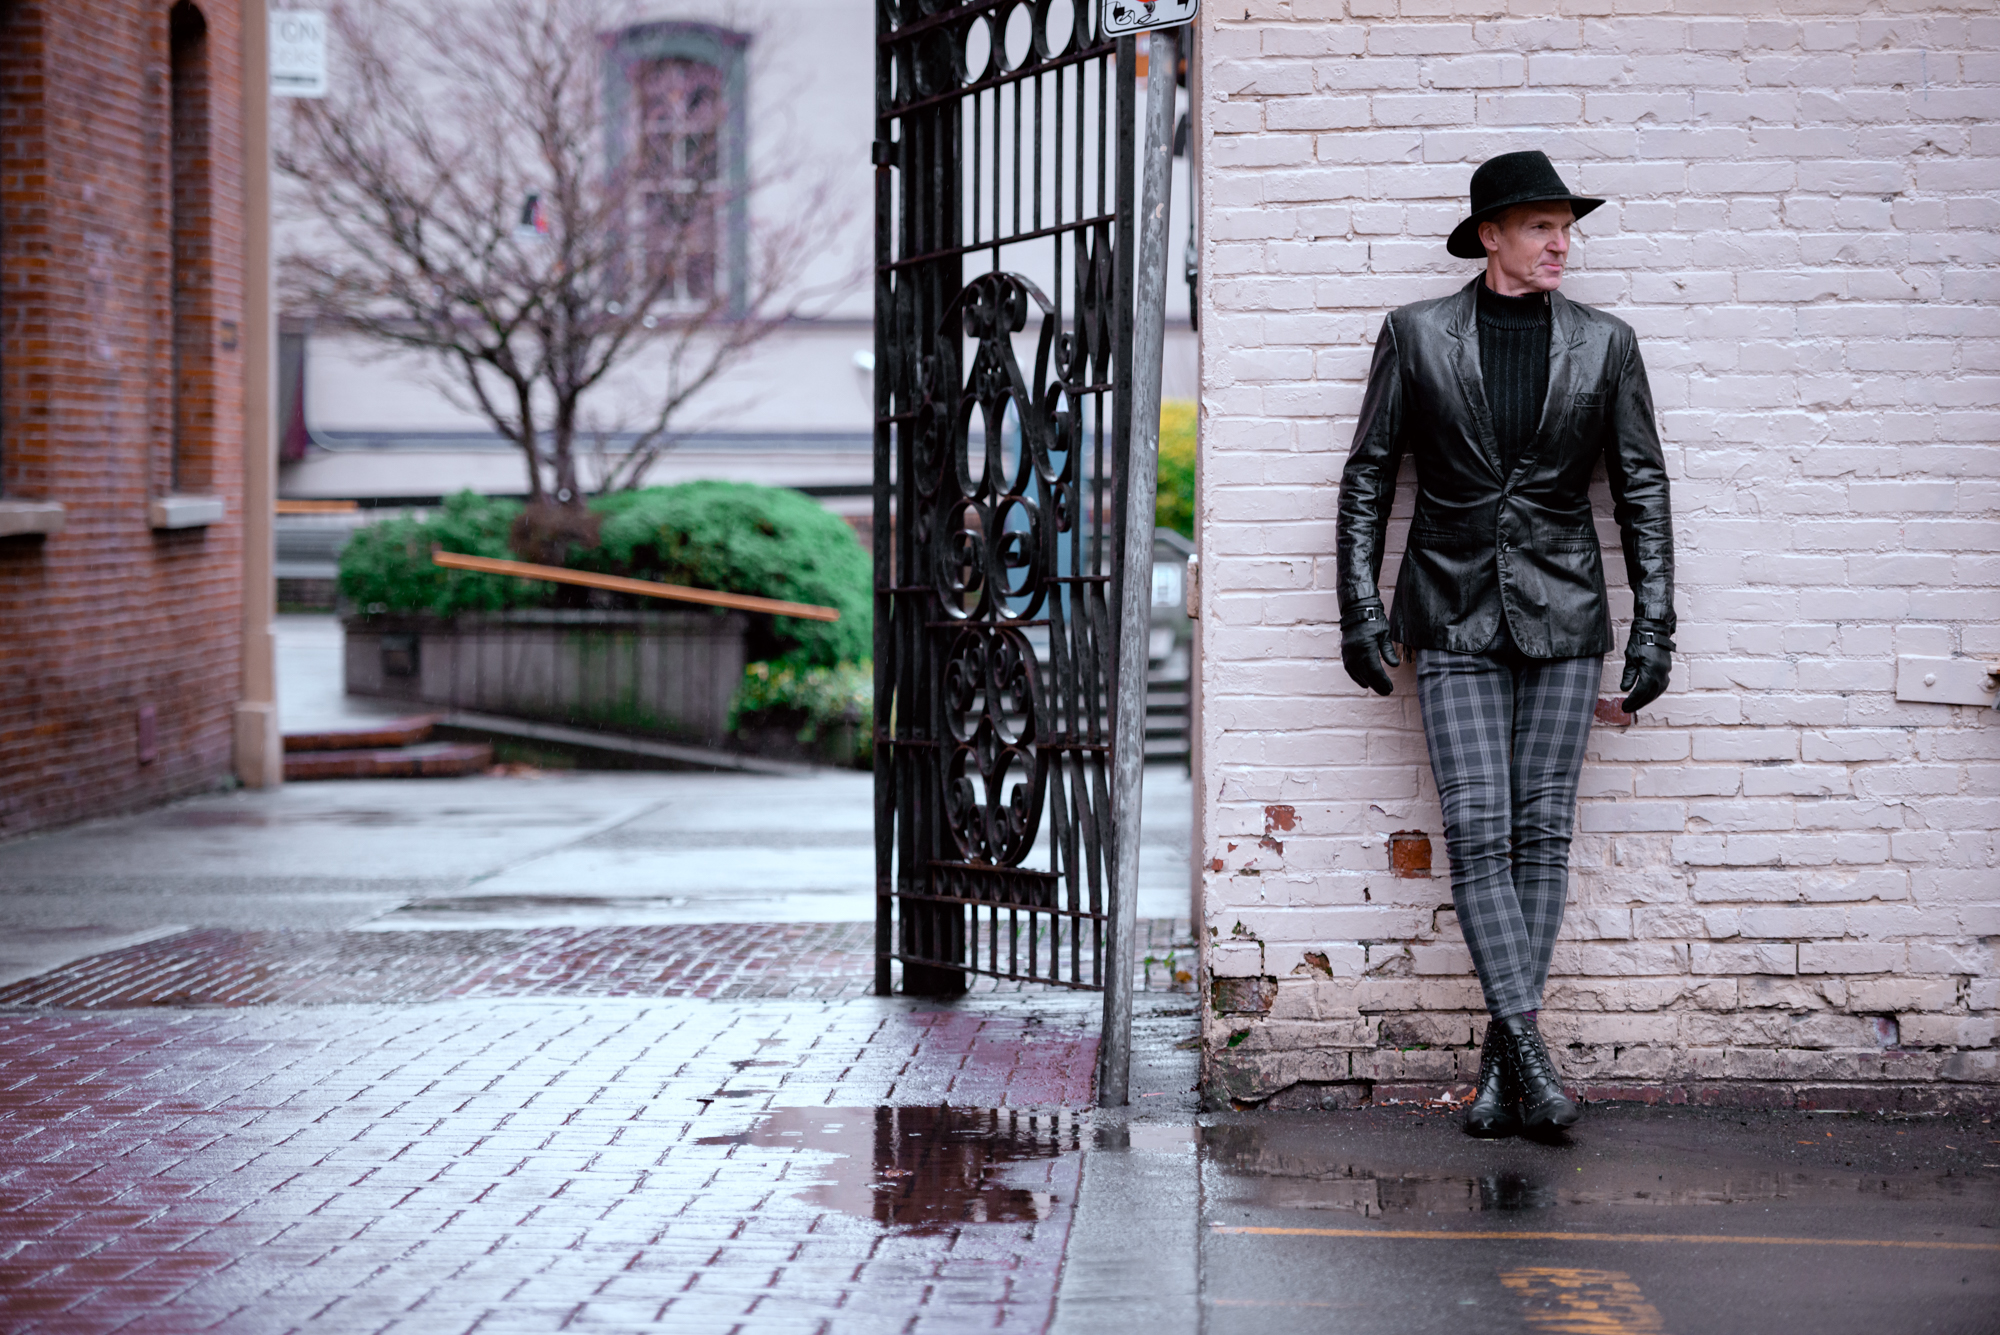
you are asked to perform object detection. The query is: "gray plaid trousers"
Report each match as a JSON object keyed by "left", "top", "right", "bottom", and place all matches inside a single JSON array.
[{"left": 1416, "top": 647, "right": 1600, "bottom": 1018}]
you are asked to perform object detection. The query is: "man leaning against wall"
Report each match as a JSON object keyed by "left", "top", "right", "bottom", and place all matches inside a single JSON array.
[{"left": 1335, "top": 152, "right": 1678, "bottom": 1139}]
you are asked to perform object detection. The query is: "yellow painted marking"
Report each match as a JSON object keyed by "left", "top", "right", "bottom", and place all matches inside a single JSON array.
[
  {"left": 1210, "top": 1225, "right": 2000, "bottom": 1253},
  {"left": 1501, "top": 1267, "right": 1668, "bottom": 1335}
]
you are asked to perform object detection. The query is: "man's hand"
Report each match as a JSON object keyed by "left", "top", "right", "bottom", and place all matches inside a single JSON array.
[
  {"left": 1342, "top": 603, "right": 1401, "bottom": 696},
  {"left": 1619, "top": 619, "right": 1674, "bottom": 714}
]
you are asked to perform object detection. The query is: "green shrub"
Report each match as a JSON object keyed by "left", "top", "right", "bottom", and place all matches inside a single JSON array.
[
  {"left": 1156, "top": 400, "right": 1196, "bottom": 539},
  {"left": 586, "top": 481, "right": 871, "bottom": 667},
  {"left": 335, "top": 483, "right": 872, "bottom": 667},
  {"left": 729, "top": 659, "right": 873, "bottom": 759},
  {"left": 335, "top": 491, "right": 545, "bottom": 615}
]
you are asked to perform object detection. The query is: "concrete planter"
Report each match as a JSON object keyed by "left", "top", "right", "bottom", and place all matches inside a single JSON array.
[{"left": 343, "top": 609, "right": 749, "bottom": 745}]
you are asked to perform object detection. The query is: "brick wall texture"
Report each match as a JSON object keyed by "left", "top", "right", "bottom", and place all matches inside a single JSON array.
[
  {"left": 1192, "top": 0, "right": 1999, "bottom": 1111},
  {"left": 0, "top": 0, "right": 247, "bottom": 837}
]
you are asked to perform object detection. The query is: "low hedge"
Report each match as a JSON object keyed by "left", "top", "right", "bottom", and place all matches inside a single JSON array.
[
  {"left": 729, "top": 659, "right": 874, "bottom": 767},
  {"left": 336, "top": 483, "right": 872, "bottom": 667},
  {"left": 336, "top": 491, "right": 543, "bottom": 617}
]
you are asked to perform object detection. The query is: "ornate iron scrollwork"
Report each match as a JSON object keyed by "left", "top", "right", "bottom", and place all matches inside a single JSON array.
[
  {"left": 877, "top": 0, "right": 1132, "bottom": 994},
  {"left": 923, "top": 273, "right": 1060, "bottom": 871}
]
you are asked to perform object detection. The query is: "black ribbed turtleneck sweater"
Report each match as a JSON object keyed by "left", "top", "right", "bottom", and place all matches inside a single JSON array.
[{"left": 1476, "top": 282, "right": 1551, "bottom": 478}]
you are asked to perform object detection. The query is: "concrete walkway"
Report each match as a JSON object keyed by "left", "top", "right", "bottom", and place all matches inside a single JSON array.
[{"left": 0, "top": 614, "right": 1196, "bottom": 966}]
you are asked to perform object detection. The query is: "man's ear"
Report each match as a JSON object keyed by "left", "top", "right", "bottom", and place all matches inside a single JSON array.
[{"left": 1478, "top": 219, "right": 1501, "bottom": 256}]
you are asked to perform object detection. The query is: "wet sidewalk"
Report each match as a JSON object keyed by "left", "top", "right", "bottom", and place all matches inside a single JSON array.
[
  {"left": 2, "top": 971, "right": 1994, "bottom": 1334},
  {"left": 0, "top": 991, "right": 1150, "bottom": 1333},
  {"left": 0, "top": 631, "right": 1994, "bottom": 1331},
  {"left": 0, "top": 688, "right": 1207, "bottom": 1332}
]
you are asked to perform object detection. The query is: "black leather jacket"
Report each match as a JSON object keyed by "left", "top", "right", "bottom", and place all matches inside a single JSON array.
[{"left": 1337, "top": 278, "right": 1675, "bottom": 658}]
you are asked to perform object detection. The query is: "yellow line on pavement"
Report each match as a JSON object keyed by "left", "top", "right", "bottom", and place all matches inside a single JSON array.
[
  {"left": 1503, "top": 1267, "right": 1669, "bottom": 1335},
  {"left": 1211, "top": 1225, "right": 2000, "bottom": 1253}
]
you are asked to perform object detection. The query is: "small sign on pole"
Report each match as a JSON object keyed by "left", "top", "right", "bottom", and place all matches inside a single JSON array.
[
  {"left": 271, "top": 10, "right": 328, "bottom": 99},
  {"left": 1101, "top": 0, "right": 1199, "bottom": 36}
]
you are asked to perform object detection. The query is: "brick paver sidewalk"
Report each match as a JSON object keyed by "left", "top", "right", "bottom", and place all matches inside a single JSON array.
[
  {"left": 0, "top": 913, "right": 1214, "bottom": 1334},
  {"left": 0, "top": 993, "right": 1115, "bottom": 1333}
]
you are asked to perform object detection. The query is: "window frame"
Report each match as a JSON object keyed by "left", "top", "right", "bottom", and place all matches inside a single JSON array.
[{"left": 601, "top": 22, "right": 750, "bottom": 317}]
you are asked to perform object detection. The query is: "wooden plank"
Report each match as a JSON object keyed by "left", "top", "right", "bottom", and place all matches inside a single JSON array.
[
  {"left": 276, "top": 498, "right": 360, "bottom": 513},
  {"left": 430, "top": 549, "right": 842, "bottom": 622}
]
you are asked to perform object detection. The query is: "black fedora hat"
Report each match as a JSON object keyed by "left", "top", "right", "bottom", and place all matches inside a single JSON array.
[{"left": 1445, "top": 151, "right": 1604, "bottom": 260}]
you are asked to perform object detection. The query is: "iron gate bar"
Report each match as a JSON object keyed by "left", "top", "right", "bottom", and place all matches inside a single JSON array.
[
  {"left": 876, "top": 0, "right": 1025, "bottom": 46},
  {"left": 874, "top": 0, "right": 1137, "bottom": 997},
  {"left": 880, "top": 47, "right": 1117, "bottom": 139},
  {"left": 884, "top": 213, "right": 1116, "bottom": 273}
]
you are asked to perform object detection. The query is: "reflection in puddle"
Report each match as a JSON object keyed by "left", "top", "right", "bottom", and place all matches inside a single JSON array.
[
  {"left": 390, "top": 895, "right": 692, "bottom": 915},
  {"left": 161, "top": 809, "right": 274, "bottom": 829},
  {"left": 699, "top": 1106, "right": 1079, "bottom": 1233},
  {"left": 158, "top": 807, "right": 579, "bottom": 830},
  {"left": 1202, "top": 1125, "right": 1987, "bottom": 1219}
]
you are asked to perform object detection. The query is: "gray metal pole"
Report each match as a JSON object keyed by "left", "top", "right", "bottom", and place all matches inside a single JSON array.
[{"left": 1099, "top": 26, "right": 1179, "bottom": 1109}]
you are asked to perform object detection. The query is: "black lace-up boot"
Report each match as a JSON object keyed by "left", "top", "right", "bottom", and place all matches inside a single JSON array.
[
  {"left": 1462, "top": 1022, "right": 1516, "bottom": 1138},
  {"left": 1496, "top": 1013, "right": 1580, "bottom": 1130}
]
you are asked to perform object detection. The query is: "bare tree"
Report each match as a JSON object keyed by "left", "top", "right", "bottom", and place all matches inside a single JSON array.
[{"left": 276, "top": 0, "right": 841, "bottom": 558}]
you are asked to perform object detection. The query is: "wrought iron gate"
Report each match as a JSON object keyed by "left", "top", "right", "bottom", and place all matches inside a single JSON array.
[{"left": 873, "top": 1, "right": 1136, "bottom": 994}]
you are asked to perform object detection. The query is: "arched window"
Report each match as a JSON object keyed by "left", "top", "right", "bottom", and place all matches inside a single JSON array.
[
  {"left": 169, "top": 0, "right": 212, "bottom": 498},
  {"left": 603, "top": 24, "right": 748, "bottom": 313}
]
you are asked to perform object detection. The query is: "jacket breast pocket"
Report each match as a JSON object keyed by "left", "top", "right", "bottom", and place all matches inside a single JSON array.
[{"left": 1572, "top": 391, "right": 1608, "bottom": 411}]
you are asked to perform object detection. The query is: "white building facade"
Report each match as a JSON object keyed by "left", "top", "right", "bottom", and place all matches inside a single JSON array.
[
  {"left": 279, "top": 0, "right": 1197, "bottom": 521},
  {"left": 1190, "top": 1, "right": 1998, "bottom": 1110}
]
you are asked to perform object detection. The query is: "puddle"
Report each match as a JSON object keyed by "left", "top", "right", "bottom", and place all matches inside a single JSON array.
[
  {"left": 1202, "top": 1124, "right": 1994, "bottom": 1219},
  {"left": 390, "top": 895, "right": 691, "bottom": 915},
  {"left": 158, "top": 808, "right": 430, "bottom": 829},
  {"left": 159, "top": 810, "right": 274, "bottom": 829},
  {"left": 697, "top": 1106, "right": 1080, "bottom": 1232}
]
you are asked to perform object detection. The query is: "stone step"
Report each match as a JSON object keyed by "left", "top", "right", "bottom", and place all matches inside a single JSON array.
[
  {"left": 283, "top": 740, "right": 492, "bottom": 781},
  {"left": 283, "top": 715, "right": 440, "bottom": 752}
]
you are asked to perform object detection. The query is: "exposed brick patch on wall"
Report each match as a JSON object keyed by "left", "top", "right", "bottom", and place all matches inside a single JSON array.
[
  {"left": 0, "top": 0, "right": 246, "bottom": 838},
  {"left": 1193, "top": 2, "right": 1998, "bottom": 1109}
]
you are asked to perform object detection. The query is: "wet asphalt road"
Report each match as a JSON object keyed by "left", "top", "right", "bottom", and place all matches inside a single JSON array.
[{"left": 1064, "top": 1101, "right": 2000, "bottom": 1335}]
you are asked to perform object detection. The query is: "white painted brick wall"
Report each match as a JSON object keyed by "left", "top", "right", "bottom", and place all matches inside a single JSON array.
[{"left": 1192, "top": 0, "right": 1999, "bottom": 1111}]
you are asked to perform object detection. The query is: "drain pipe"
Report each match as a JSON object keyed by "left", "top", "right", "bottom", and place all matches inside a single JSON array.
[{"left": 1099, "top": 24, "right": 1179, "bottom": 1109}]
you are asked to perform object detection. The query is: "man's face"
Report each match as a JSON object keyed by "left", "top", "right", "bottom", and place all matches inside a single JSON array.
[{"left": 1478, "top": 203, "right": 1574, "bottom": 295}]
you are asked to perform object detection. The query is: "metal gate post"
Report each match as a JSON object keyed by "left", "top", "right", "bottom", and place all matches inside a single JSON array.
[{"left": 1098, "top": 26, "right": 1180, "bottom": 1109}]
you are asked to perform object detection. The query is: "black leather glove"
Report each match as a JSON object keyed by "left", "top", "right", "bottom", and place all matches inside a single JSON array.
[
  {"left": 1619, "top": 618, "right": 1674, "bottom": 714},
  {"left": 1341, "top": 602, "right": 1401, "bottom": 696}
]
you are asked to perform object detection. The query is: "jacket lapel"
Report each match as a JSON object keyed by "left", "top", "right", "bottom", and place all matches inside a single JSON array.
[
  {"left": 1512, "top": 289, "right": 1580, "bottom": 483},
  {"left": 1447, "top": 278, "right": 1506, "bottom": 479}
]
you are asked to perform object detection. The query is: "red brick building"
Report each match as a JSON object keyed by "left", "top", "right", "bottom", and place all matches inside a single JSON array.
[{"left": 0, "top": 0, "right": 264, "bottom": 837}]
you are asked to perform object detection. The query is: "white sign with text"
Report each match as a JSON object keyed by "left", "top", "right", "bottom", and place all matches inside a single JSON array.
[
  {"left": 1101, "top": 0, "right": 1199, "bottom": 36},
  {"left": 271, "top": 10, "right": 328, "bottom": 98}
]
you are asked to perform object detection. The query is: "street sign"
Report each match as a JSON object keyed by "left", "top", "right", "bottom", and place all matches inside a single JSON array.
[
  {"left": 1101, "top": 0, "right": 1199, "bottom": 36},
  {"left": 271, "top": 10, "right": 328, "bottom": 99}
]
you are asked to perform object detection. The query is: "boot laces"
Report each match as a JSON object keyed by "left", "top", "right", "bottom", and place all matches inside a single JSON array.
[
  {"left": 1514, "top": 1025, "right": 1559, "bottom": 1083},
  {"left": 1478, "top": 1030, "right": 1506, "bottom": 1082}
]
